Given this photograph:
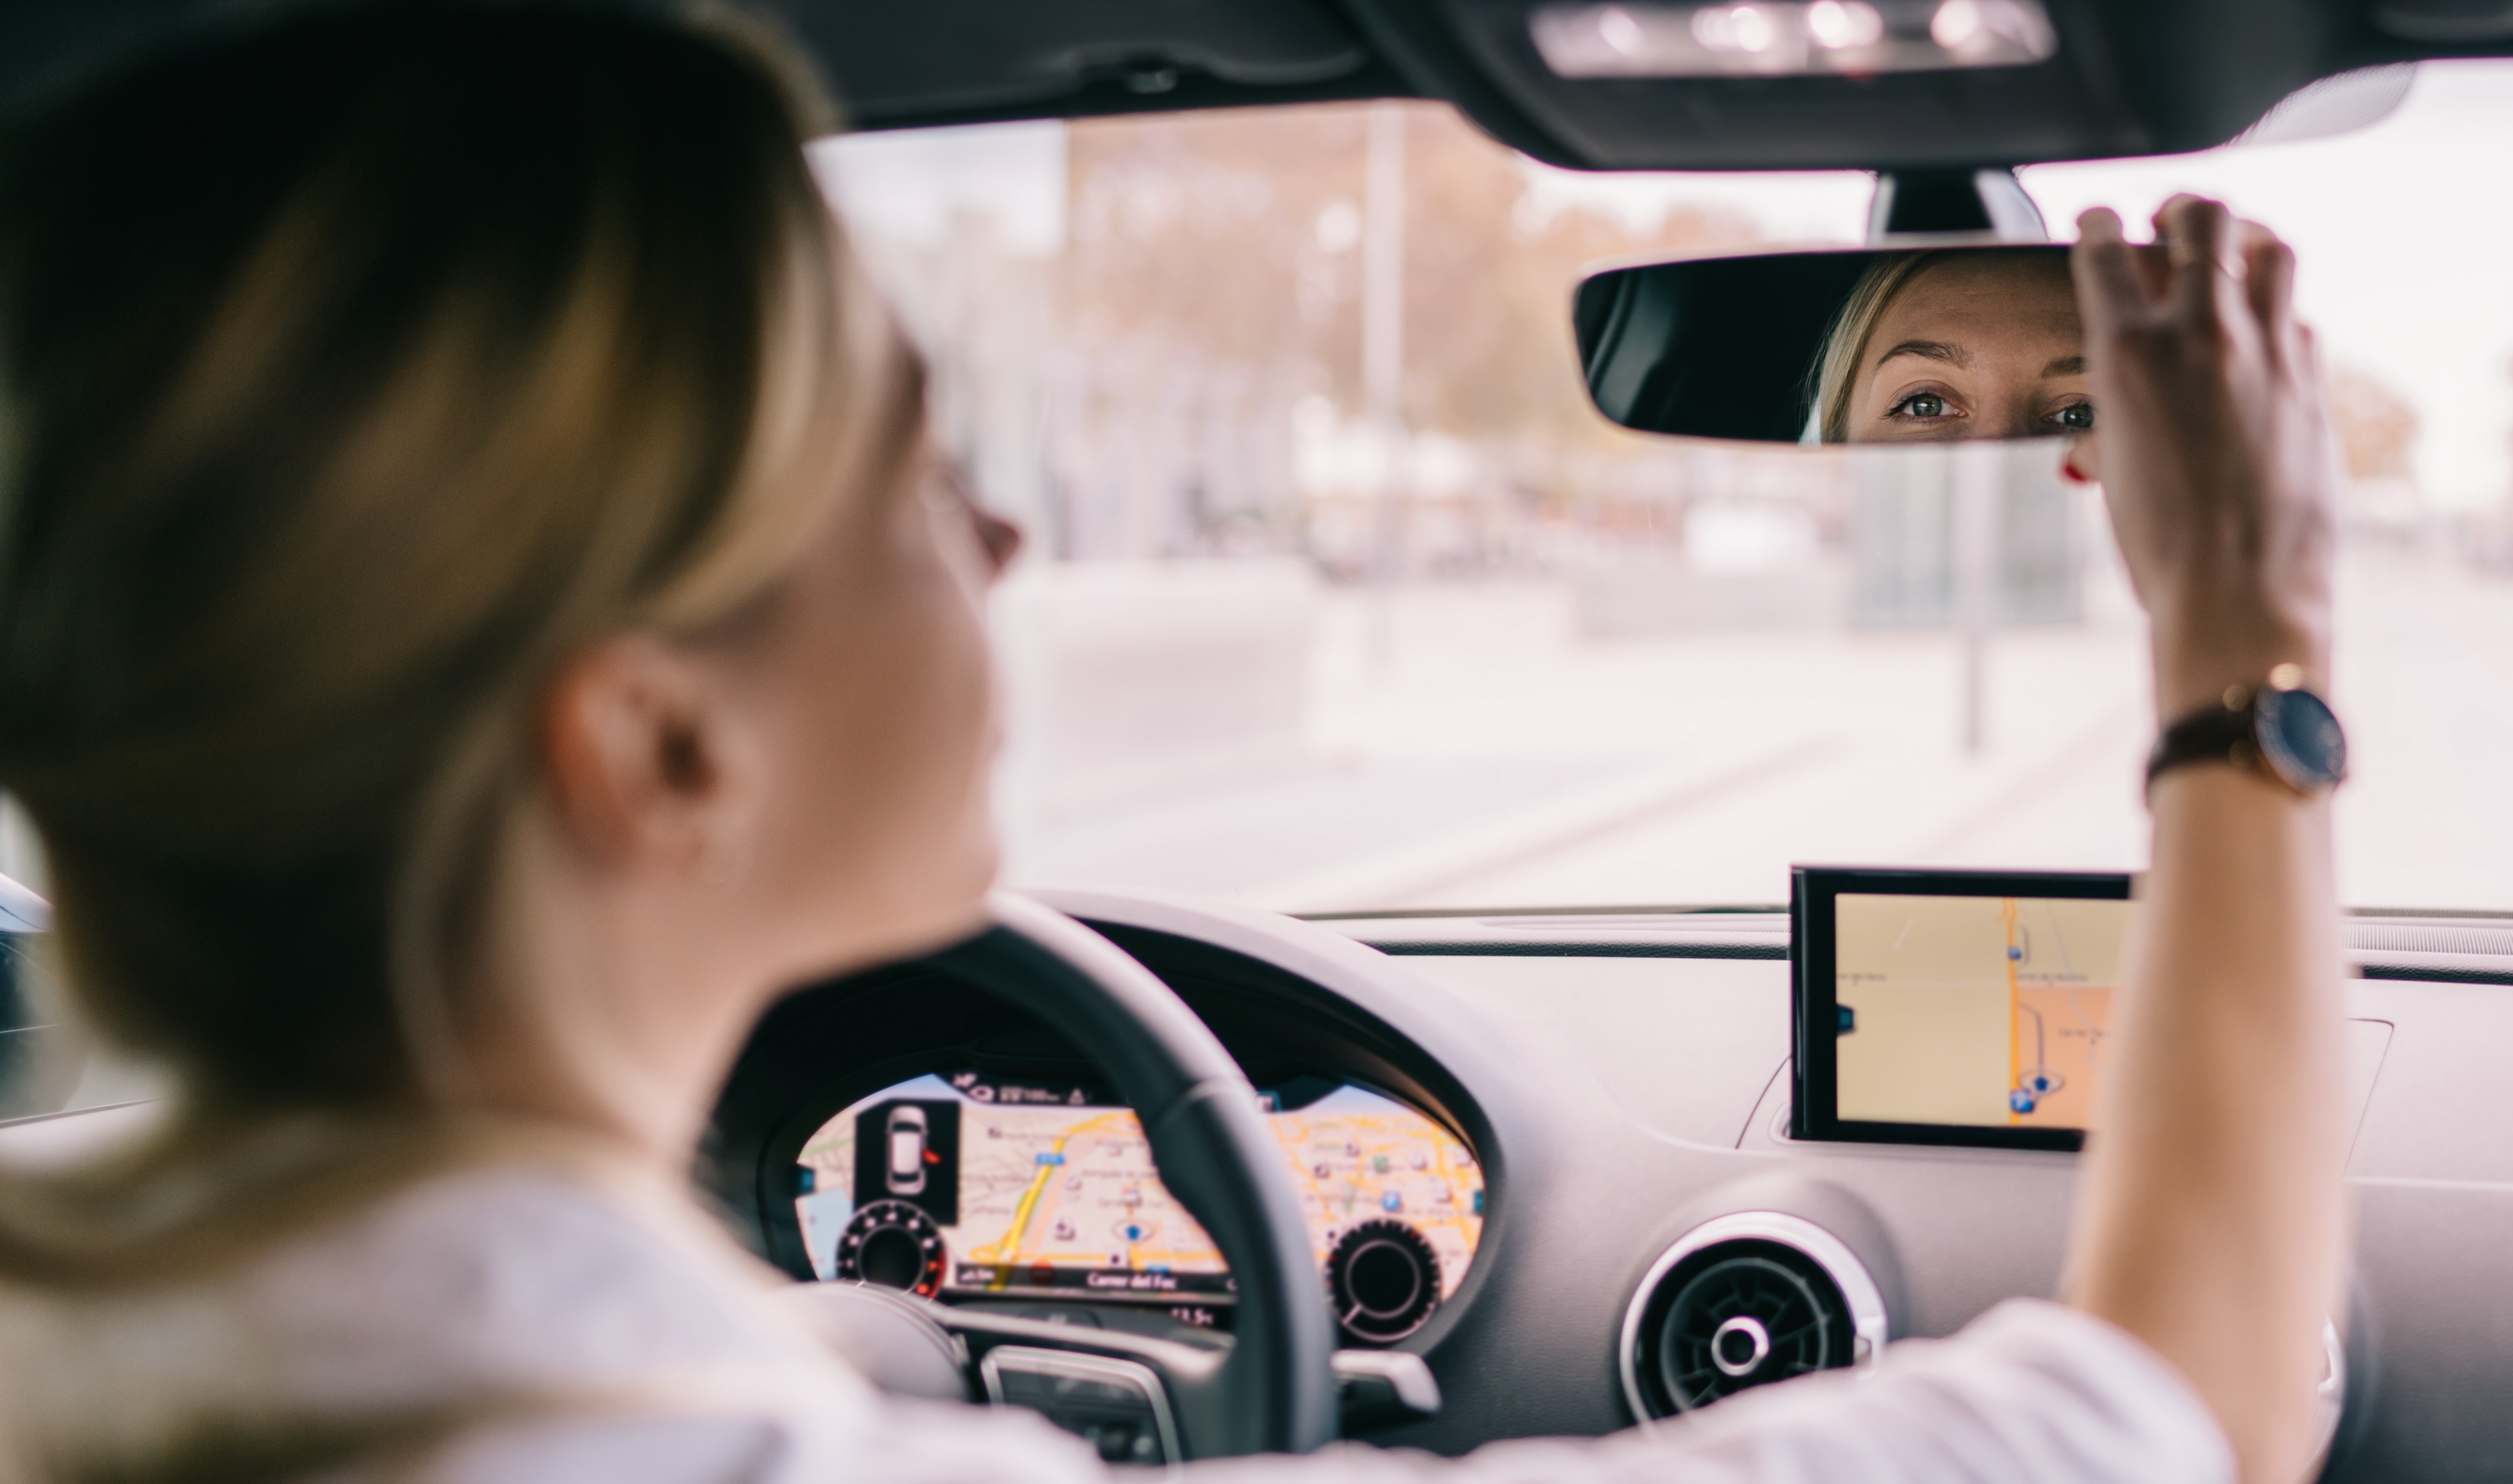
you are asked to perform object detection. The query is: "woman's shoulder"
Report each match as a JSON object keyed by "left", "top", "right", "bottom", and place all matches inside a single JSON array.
[
  {"left": 254, "top": 1157, "right": 843, "bottom": 1382},
  {"left": 0, "top": 1155, "right": 877, "bottom": 1479}
]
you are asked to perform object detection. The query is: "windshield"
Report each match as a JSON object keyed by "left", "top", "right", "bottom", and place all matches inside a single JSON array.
[{"left": 817, "top": 63, "right": 2513, "bottom": 914}]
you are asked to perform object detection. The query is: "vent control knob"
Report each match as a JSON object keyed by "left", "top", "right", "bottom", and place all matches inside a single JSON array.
[{"left": 1709, "top": 1314, "right": 1772, "bottom": 1378}]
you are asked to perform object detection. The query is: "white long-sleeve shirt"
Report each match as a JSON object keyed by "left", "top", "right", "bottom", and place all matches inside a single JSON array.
[{"left": 0, "top": 1159, "right": 2233, "bottom": 1484}]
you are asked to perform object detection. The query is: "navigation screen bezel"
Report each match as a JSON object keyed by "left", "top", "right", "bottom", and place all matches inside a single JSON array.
[{"left": 1791, "top": 865, "right": 2133, "bottom": 1153}]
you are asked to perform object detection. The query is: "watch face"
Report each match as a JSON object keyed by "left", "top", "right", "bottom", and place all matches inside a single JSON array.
[{"left": 2255, "top": 687, "right": 2348, "bottom": 791}]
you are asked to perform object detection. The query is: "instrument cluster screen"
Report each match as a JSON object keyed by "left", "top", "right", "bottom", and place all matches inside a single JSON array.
[{"left": 794, "top": 1073, "right": 1483, "bottom": 1342}]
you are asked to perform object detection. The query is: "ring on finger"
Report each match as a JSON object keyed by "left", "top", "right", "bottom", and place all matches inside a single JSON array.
[{"left": 2158, "top": 233, "right": 2233, "bottom": 276}]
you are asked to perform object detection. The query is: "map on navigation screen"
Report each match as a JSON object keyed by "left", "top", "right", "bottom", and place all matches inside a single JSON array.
[
  {"left": 1834, "top": 892, "right": 2132, "bottom": 1131},
  {"left": 793, "top": 1074, "right": 1482, "bottom": 1306}
]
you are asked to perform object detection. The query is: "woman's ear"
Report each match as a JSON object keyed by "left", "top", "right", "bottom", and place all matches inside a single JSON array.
[{"left": 539, "top": 636, "right": 762, "bottom": 875}]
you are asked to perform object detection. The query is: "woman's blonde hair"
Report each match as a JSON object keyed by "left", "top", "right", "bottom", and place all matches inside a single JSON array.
[
  {"left": 0, "top": 3, "right": 904, "bottom": 1266},
  {"left": 1810, "top": 250, "right": 1944, "bottom": 443}
]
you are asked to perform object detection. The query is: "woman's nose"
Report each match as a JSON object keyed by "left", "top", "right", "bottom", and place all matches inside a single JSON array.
[{"left": 970, "top": 505, "right": 1024, "bottom": 580}]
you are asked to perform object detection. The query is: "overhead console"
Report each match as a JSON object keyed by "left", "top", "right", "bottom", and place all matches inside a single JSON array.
[{"left": 1331, "top": 0, "right": 2480, "bottom": 171}]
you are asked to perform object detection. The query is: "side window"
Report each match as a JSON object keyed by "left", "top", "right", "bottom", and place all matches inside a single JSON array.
[
  {"left": 0, "top": 805, "right": 146, "bottom": 1125},
  {"left": 0, "top": 932, "right": 29, "bottom": 1033},
  {"left": 0, "top": 930, "right": 85, "bottom": 1122}
]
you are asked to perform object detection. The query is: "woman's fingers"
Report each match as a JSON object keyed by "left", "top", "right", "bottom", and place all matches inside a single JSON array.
[
  {"left": 2240, "top": 223, "right": 2301, "bottom": 372},
  {"left": 2156, "top": 194, "right": 2240, "bottom": 330},
  {"left": 2238, "top": 222, "right": 2290, "bottom": 321},
  {"left": 2071, "top": 207, "right": 2148, "bottom": 334}
]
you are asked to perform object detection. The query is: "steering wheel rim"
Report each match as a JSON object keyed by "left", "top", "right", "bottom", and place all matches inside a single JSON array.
[{"left": 909, "top": 891, "right": 1338, "bottom": 1456}]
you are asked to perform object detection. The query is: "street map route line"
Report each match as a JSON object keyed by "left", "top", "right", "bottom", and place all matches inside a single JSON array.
[
  {"left": 2003, "top": 897, "right": 2022, "bottom": 1125},
  {"left": 986, "top": 1108, "right": 1135, "bottom": 1262}
]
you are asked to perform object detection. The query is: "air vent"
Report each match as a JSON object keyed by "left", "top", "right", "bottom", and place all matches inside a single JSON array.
[
  {"left": 1620, "top": 1212, "right": 1887, "bottom": 1420},
  {"left": 2348, "top": 921, "right": 2513, "bottom": 958}
]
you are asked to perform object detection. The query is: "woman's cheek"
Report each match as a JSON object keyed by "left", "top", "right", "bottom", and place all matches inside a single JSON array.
[{"left": 901, "top": 542, "right": 1001, "bottom": 870}]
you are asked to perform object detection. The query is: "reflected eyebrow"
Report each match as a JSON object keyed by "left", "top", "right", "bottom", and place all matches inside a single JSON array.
[
  {"left": 2043, "top": 355, "right": 2086, "bottom": 376},
  {"left": 1875, "top": 340, "right": 1966, "bottom": 368}
]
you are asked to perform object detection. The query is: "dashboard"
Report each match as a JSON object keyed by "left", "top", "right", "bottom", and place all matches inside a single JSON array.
[{"left": 700, "top": 881, "right": 2513, "bottom": 1479}]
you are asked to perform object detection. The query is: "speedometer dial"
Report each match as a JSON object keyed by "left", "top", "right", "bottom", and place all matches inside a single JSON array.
[{"left": 836, "top": 1198, "right": 948, "bottom": 1298}]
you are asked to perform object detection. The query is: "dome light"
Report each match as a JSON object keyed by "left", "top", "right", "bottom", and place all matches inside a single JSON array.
[
  {"left": 1531, "top": 0, "right": 2054, "bottom": 77},
  {"left": 1806, "top": 1, "right": 1886, "bottom": 49}
]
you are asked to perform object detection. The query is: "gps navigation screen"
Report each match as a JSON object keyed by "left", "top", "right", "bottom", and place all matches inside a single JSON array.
[
  {"left": 791, "top": 1072, "right": 1483, "bottom": 1341},
  {"left": 1794, "top": 867, "right": 2133, "bottom": 1150}
]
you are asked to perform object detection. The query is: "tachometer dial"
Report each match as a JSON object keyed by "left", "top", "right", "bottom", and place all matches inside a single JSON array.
[
  {"left": 1327, "top": 1220, "right": 1442, "bottom": 1344},
  {"left": 836, "top": 1198, "right": 948, "bottom": 1298}
]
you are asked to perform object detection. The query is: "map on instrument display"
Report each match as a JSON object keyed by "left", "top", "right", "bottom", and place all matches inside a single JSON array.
[
  {"left": 1834, "top": 892, "right": 2133, "bottom": 1131},
  {"left": 792, "top": 1072, "right": 1482, "bottom": 1321}
]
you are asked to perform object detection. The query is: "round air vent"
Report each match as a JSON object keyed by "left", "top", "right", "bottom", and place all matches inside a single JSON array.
[{"left": 1620, "top": 1212, "right": 1887, "bottom": 1420}]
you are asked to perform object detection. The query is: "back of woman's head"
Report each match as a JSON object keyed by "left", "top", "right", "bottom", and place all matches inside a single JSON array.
[{"left": 0, "top": 3, "right": 881, "bottom": 1119}]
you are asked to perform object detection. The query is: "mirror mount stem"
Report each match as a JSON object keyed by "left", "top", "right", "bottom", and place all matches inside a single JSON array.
[{"left": 1867, "top": 168, "right": 2048, "bottom": 244}]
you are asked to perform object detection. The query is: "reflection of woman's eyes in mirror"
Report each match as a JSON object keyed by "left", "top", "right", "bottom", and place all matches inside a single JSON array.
[
  {"left": 1886, "top": 389, "right": 1962, "bottom": 424},
  {"left": 1823, "top": 249, "right": 2088, "bottom": 444}
]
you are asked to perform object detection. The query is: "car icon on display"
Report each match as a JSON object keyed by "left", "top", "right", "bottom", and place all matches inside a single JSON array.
[{"left": 885, "top": 1106, "right": 928, "bottom": 1197}]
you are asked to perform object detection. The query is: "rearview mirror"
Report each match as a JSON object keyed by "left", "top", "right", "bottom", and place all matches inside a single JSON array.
[{"left": 1574, "top": 244, "right": 2086, "bottom": 446}]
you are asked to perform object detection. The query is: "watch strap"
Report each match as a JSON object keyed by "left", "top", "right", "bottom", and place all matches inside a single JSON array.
[{"left": 2145, "top": 700, "right": 2260, "bottom": 797}]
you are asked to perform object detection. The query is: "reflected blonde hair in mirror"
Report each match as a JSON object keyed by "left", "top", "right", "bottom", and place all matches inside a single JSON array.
[
  {"left": 0, "top": 3, "right": 905, "bottom": 1273},
  {"left": 1811, "top": 250, "right": 1944, "bottom": 443}
]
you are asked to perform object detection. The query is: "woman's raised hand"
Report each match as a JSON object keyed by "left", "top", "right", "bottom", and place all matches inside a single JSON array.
[{"left": 2070, "top": 194, "right": 2338, "bottom": 716}]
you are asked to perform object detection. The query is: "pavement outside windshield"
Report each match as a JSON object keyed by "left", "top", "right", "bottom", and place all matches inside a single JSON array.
[{"left": 1002, "top": 546, "right": 2513, "bottom": 915}]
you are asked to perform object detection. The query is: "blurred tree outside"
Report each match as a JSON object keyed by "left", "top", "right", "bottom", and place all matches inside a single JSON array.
[
  {"left": 2324, "top": 362, "right": 2422, "bottom": 537},
  {"left": 833, "top": 101, "right": 1870, "bottom": 586},
  {"left": 1051, "top": 102, "right": 1770, "bottom": 573},
  {"left": 2327, "top": 364, "right": 2420, "bottom": 483}
]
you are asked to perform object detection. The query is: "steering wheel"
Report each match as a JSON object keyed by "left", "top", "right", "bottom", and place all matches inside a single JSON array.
[{"left": 778, "top": 892, "right": 1340, "bottom": 1458}]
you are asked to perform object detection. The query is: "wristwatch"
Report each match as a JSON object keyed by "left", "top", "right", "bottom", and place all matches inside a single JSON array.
[{"left": 2145, "top": 663, "right": 2348, "bottom": 799}]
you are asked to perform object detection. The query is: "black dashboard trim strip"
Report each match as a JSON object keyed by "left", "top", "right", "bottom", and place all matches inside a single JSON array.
[
  {"left": 1368, "top": 942, "right": 2513, "bottom": 981},
  {"left": 1366, "top": 941, "right": 1787, "bottom": 960},
  {"left": 2357, "top": 964, "right": 2513, "bottom": 987}
]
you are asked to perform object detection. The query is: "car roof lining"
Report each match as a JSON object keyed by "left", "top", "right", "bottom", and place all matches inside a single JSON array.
[{"left": 5, "top": 1, "right": 2513, "bottom": 170}]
